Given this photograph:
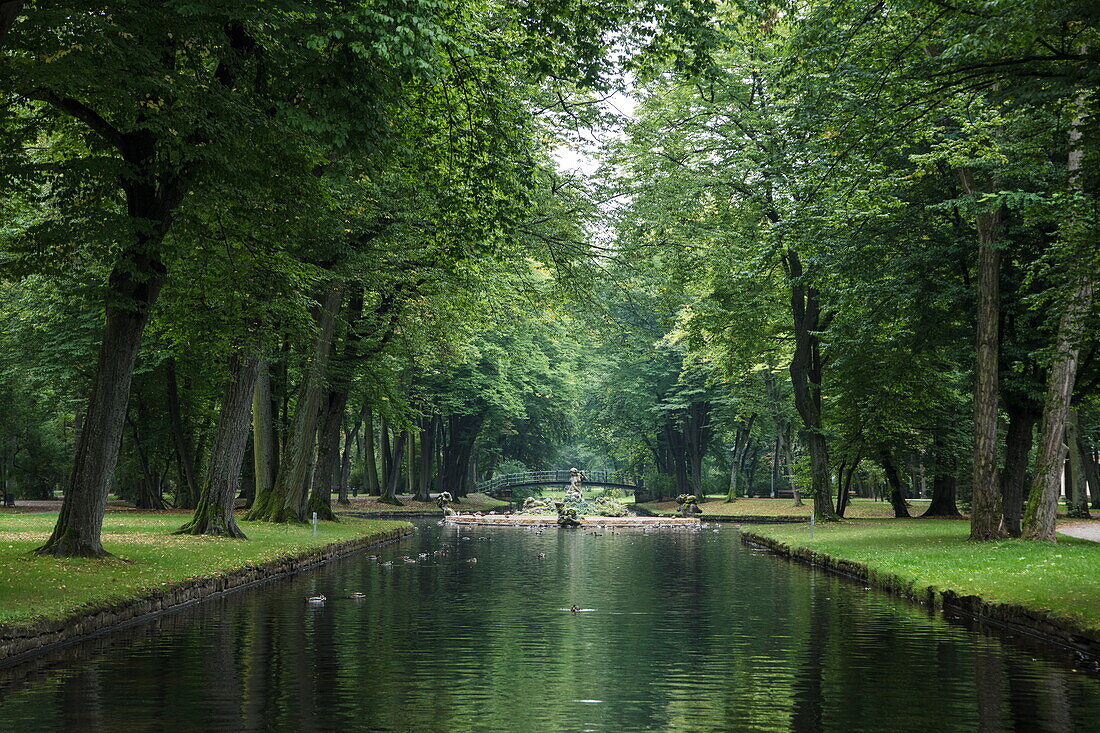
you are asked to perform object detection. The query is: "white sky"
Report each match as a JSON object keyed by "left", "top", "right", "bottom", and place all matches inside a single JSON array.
[{"left": 551, "top": 90, "right": 637, "bottom": 176}]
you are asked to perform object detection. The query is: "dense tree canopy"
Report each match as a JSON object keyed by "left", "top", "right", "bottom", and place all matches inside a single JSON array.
[{"left": 1, "top": 0, "right": 1097, "bottom": 556}]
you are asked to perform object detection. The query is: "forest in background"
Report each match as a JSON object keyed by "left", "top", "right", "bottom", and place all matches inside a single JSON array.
[{"left": 0, "top": 0, "right": 1097, "bottom": 555}]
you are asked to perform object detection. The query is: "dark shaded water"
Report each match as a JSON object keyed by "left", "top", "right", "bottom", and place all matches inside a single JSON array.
[{"left": 1, "top": 521, "right": 1097, "bottom": 732}]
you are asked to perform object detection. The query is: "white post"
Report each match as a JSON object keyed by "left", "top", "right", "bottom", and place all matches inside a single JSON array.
[
  {"left": 810, "top": 511, "right": 815, "bottom": 540},
  {"left": 312, "top": 511, "right": 318, "bottom": 538}
]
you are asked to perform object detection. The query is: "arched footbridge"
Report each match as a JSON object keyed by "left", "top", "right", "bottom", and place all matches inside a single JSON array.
[{"left": 475, "top": 470, "right": 642, "bottom": 499}]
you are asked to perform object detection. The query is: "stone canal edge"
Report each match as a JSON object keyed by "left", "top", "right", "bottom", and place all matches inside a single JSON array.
[
  {"left": 740, "top": 530, "right": 1100, "bottom": 660},
  {"left": 0, "top": 523, "right": 414, "bottom": 667}
]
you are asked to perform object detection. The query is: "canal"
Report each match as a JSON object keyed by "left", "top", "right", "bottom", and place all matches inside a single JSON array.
[{"left": 0, "top": 520, "right": 1097, "bottom": 731}]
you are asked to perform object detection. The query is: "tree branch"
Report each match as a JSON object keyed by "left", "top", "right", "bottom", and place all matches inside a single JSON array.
[{"left": 27, "top": 88, "right": 127, "bottom": 151}]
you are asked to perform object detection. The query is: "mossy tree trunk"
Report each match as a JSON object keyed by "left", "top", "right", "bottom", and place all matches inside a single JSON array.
[
  {"left": 178, "top": 352, "right": 259, "bottom": 538},
  {"left": 784, "top": 248, "right": 837, "bottom": 521},
  {"left": 248, "top": 282, "right": 344, "bottom": 523},
  {"left": 1023, "top": 90, "right": 1093, "bottom": 540},
  {"left": 307, "top": 389, "right": 348, "bottom": 521}
]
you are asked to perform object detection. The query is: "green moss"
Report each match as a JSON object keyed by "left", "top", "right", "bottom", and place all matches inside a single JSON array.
[
  {"left": 0, "top": 513, "right": 409, "bottom": 626},
  {"left": 745, "top": 519, "right": 1100, "bottom": 633}
]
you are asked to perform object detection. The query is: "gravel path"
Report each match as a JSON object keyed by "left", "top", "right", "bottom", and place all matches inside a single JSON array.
[{"left": 1057, "top": 521, "right": 1100, "bottom": 543}]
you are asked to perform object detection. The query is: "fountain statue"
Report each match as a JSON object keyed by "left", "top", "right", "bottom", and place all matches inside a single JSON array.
[
  {"left": 565, "top": 467, "right": 587, "bottom": 501},
  {"left": 437, "top": 491, "right": 455, "bottom": 516}
]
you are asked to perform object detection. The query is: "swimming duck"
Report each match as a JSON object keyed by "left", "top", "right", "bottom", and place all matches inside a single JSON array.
[
  {"left": 466, "top": 558, "right": 478, "bottom": 563},
  {"left": 347, "top": 592, "right": 366, "bottom": 599},
  {"left": 307, "top": 595, "right": 326, "bottom": 604}
]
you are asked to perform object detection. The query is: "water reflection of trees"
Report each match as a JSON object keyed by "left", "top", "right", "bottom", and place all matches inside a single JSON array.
[{"left": 0, "top": 529, "right": 1093, "bottom": 731}]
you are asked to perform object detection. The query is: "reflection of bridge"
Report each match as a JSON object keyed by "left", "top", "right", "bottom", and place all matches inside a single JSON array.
[{"left": 476, "top": 470, "right": 641, "bottom": 498}]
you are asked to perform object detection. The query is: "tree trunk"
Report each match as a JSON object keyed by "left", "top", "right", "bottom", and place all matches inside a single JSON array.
[
  {"left": 664, "top": 422, "right": 690, "bottom": 497},
  {"left": 881, "top": 452, "right": 911, "bottom": 518},
  {"left": 959, "top": 166, "right": 1007, "bottom": 541},
  {"left": 407, "top": 428, "right": 416, "bottom": 497},
  {"left": 726, "top": 415, "right": 755, "bottom": 502},
  {"left": 247, "top": 283, "right": 343, "bottom": 523},
  {"left": 250, "top": 359, "right": 278, "bottom": 515},
  {"left": 178, "top": 353, "right": 259, "bottom": 538},
  {"left": 1065, "top": 409, "right": 1091, "bottom": 519},
  {"left": 1021, "top": 85, "right": 1095, "bottom": 539},
  {"left": 36, "top": 244, "right": 168, "bottom": 557},
  {"left": 441, "top": 413, "right": 483, "bottom": 498},
  {"left": 126, "top": 410, "right": 166, "bottom": 511},
  {"left": 380, "top": 415, "right": 394, "bottom": 488},
  {"left": 770, "top": 435, "right": 780, "bottom": 499},
  {"left": 786, "top": 439, "right": 803, "bottom": 507},
  {"left": 1081, "top": 441, "right": 1100, "bottom": 511},
  {"left": 784, "top": 249, "right": 836, "bottom": 520},
  {"left": 166, "top": 358, "right": 200, "bottom": 509},
  {"left": 1021, "top": 273, "right": 1094, "bottom": 540},
  {"left": 684, "top": 402, "right": 711, "bottom": 497},
  {"left": 835, "top": 454, "right": 859, "bottom": 517},
  {"left": 922, "top": 426, "right": 961, "bottom": 517},
  {"left": 307, "top": 388, "right": 348, "bottom": 521},
  {"left": 363, "top": 406, "right": 380, "bottom": 496},
  {"left": 379, "top": 431, "right": 406, "bottom": 505},
  {"left": 1000, "top": 402, "right": 1039, "bottom": 535},
  {"left": 744, "top": 444, "right": 759, "bottom": 497},
  {"left": 337, "top": 412, "right": 362, "bottom": 505},
  {"left": 415, "top": 415, "right": 438, "bottom": 502}
]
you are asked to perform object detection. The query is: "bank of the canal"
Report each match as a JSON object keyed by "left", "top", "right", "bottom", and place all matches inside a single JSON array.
[
  {"left": 741, "top": 520, "right": 1100, "bottom": 659},
  {"left": 0, "top": 514, "right": 412, "bottom": 665}
]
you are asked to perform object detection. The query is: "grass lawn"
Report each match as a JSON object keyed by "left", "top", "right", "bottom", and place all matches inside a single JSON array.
[
  {"left": 0, "top": 513, "right": 409, "bottom": 627},
  {"left": 341, "top": 492, "right": 509, "bottom": 514},
  {"left": 640, "top": 496, "right": 927, "bottom": 518},
  {"left": 745, "top": 519, "right": 1100, "bottom": 633}
]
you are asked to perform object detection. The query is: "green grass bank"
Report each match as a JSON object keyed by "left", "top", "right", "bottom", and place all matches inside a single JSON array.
[
  {"left": 741, "top": 519, "right": 1100, "bottom": 653},
  {"left": 639, "top": 496, "right": 924, "bottom": 519},
  {"left": 0, "top": 513, "right": 411, "bottom": 630}
]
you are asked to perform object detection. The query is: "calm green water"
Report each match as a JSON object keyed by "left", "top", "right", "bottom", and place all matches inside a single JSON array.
[{"left": 1, "top": 521, "right": 1098, "bottom": 732}]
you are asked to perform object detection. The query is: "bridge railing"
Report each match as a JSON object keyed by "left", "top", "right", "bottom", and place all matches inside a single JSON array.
[{"left": 475, "top": 470, "right": 639, "bottom": 496}]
